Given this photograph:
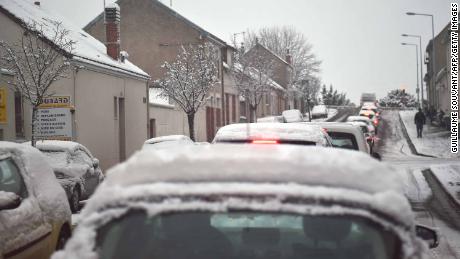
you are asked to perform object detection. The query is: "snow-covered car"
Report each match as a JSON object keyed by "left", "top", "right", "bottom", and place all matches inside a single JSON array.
[
  {"left": 0, "top": 142, "right": 72, "bottom": 257},
  {"left": 52, "top": 145, "right": 437, "bottom": 259},
  {"left": 212, "top": 123, "right": 332, "bottom": 147},
  {"left": 311, "top": 104, "right": 328, "bottom": 119},
  {"left": 348, "top": 121, "right": 375, "bottom": 150},
  {"left": 347, "top": 115, "right": 376, "bottom": 135},
  {"left": 142, "top": 135, "right": 194, "bottom": 150},
  {"left": 256, "top": 115, "right": 286, "bottom": 123},
  {"left": 281, "top": 109, "right": 304, "bottom": 123},
  {"left": 305, "top": 122, "right": 372, "bottom": 155},
  {"left": 30, "top": 141, "right": 104, "bottom": 212}
]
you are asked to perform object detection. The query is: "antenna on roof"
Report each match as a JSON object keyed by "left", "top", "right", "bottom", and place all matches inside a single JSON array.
[
  {"left": 103, "top": 0, "right": 106, "bottom": 22},
  {"left": 170, "top": 0, "right": 172, "bottom": 7}
]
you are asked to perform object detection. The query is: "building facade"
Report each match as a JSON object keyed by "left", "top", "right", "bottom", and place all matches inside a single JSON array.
[
  {"left": 84, "top": 0, "right": 239, "bottom": 142},
  {"left": 0, "top": 0, "right": 150, "bottom": 170}
]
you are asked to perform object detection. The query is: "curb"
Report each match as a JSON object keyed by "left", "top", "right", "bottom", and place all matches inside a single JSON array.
[
  {"left": 398, "top": 112, "right": 435, "bottom": 158},
  {"left": 422, "top": 169, "right": 460, "bottom": 226}
]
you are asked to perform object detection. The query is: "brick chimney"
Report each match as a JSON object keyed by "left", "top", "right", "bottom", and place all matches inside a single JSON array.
[
  {"left": 104, "top": 3, "right": 121, "bottom": 60},
  {"left": 286, "top": 49, "right": 292, "bottom": 65}
]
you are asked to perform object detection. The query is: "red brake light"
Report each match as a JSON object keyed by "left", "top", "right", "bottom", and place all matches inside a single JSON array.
[
  {"left": 252, "top": 140, "right": 278, "bottom": 144},
  {"left": 373, "top": 119, "right": 378, "bottom": 125}
]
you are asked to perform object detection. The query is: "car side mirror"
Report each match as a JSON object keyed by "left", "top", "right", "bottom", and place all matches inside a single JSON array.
[
  {"left": 0, "top": 192, "right": 21, "bottom": 211},
  {"left": 416, "top": 225, "right": 439, "bottom": 248},
  {"left": 371, "top": 152, "right": 381, "bottom": 160},
  {"left": 92, "top": 158, "right": 99, "bottom": 168}
]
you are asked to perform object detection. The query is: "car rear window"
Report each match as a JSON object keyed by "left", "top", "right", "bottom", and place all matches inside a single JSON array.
[
  {"left": 216, "top": 140, "right": 317, "bottom": 146},
  {"left": 327, "top": 132, "right": 359, "bottom": 150},
  {"left": 96, "top": 210, "right": 400, "bottom": 259},
  {"left": 0, "top": 158, "right": 28, "bottom": 198}
]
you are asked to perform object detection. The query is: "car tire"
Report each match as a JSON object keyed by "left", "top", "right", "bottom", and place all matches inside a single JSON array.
[
  {"left": 55, "top": 225, "right": 70, "bottom": 250},
  {"left": 70, "top": 187, "right": 80, "bottom": 213}
]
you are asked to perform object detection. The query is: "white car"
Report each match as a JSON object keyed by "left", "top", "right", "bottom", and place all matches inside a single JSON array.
[
  {"left": 31, "top": 141, "right": 104, "bottom": 212},
  {"left": 0, "top": 142, "right": 72, "bottom": 257},
  {"left": 53, "top": 145, "right": 437, "bottom": 259},
  {"left": 306, "top": 122, "right": 371, "bottom": 155},
  {"left": 311, "top": 105, "right": 328, "bottom": 119},
  {"left": 346, "top": 116, "right": 376, "bottom": 135},
  {"left": 256, "top": 116, "right": 285, "bottom": 123},
  {"left": 142, "top": 135, "right": 194, "bottom": 150},
  {"left": 282, "top": 109, "right": 304, "bottom": 123},
  {"left": 212, "top": 123, "right": 332, "bottom": 147}
]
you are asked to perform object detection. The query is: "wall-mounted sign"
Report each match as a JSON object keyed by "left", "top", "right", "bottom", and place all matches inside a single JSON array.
[
  {"left": 0, "top": 87, "right": 7, "bottom": 124},
  {"left": 36, "top": 108, "right": 72, "bottom": 140},
  {"left": 38, "top": 96, "right": 72, "bottom": 108}
]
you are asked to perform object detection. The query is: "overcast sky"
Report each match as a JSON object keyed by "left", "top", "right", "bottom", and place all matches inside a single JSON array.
[{"left": 42, "top": 0, "right": 454, "bottom": 103}]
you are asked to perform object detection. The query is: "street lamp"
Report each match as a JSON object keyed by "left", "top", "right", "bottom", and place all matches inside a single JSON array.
[
  {"left": 406, "top": 12, "right": 435, "bottom": 108},
  {"left": 402, "top": 34, "right": 424, "bottom": 105},
  {"left": 401, "top": 42, "right": 420, "bottom": 106}
]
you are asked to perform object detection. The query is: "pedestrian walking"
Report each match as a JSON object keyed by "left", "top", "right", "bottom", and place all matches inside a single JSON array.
[{"left": 414, "top": 108, "right": 426, "bottom": 138}]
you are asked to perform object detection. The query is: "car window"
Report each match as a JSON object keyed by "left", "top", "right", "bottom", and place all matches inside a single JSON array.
[
  {"left": 0, "top": 158, "right": 28, "bottom": 198},
  {"left": 327, "top": 132, "right": 359, "bottom": 150},
  {"left": 96, "top": 210, "right": 400, "bottom": 259}
]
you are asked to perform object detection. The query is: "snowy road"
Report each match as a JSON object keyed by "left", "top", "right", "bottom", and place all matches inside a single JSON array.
[{"left": 375, "top": 110, "right": 460, "bottom": 259}]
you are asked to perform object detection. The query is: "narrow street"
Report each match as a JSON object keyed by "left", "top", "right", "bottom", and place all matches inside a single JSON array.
[{"left": 375, "top": 110, "right": 460, "bottom": 259}]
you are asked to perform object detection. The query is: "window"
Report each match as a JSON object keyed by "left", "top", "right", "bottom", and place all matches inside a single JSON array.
[
  {"left": 0, "top": 158, "right": 28, "bottom": 198},
  {"left": 114, "top": 97, "right": 118, "bottom": 120},
  {"left": 328, "top": 132, "right": 359, "bottom": 151},
  {"left": 14, "top": 92, "right": 24, "bottom": 138}
]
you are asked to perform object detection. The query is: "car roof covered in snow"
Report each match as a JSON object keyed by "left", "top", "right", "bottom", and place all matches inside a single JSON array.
[
  {"left": 213, "top": 123, "right": 327, "bottom": 144},
  {"left": 281, "top": 109, "right": 303, "bottom": 123},
  {"left": 26, "top": 140, "right": 91, "bottom": 156},
  {"left": 347, "top": 115, "right": 372, "bottom": 122},
  {"left": 144, "top": 135, "right": 193, "bottom": 145},
  {"left": 0, "top": 0, "right": 149, "bottom": 79},
  {"left": 104, "top": 145, "right": 403, "bottom": 195}
]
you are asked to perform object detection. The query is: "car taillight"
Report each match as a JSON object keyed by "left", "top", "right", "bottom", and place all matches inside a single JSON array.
[
  {"left": 252, "top": 140, "right": 278, "bottom": 144},
  {"left": 373, "top": 119, "right": 378, "bottom": 125}
]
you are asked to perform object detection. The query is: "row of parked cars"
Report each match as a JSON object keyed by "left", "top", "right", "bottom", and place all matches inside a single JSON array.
[
  {"left": 1, "top": 102, "right": 436, "bottom": 259},
  {"left": 0, "top": 140, "right": 104, "bottom": 258}
]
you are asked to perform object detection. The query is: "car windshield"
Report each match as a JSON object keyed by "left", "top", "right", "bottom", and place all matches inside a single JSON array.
[
  {"left": 41, "top": 150, "right": 69, "bottom": 168},
  {"left": 327, "top": 132, "right": 359, "bottom": 150},
  {"left": 96, "top": 210, "right": 400, "bottom": 259}
]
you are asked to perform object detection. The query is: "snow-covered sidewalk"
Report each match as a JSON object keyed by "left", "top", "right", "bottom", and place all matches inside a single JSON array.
[
  {"left": 399, "top": 110, "right": 459, "bottom": 158},
  {"left": 430, "top": 165, "right": 460, "bottom": 207}
]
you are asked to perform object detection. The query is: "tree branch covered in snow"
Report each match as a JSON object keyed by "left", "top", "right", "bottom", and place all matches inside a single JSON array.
[
  {"left": 156, "top": 42, "right": 219, "bottom": 140},
  {"left": 0, "top": 20, "right": 75, "bottom": 146},
  {"left": 233, "top": 46, "right": 275, "bottom": 121}
]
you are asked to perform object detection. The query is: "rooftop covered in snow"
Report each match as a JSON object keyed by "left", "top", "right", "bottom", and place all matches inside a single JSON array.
[{"left": 0, "top": 0, "right": 150, "bottom": 79}]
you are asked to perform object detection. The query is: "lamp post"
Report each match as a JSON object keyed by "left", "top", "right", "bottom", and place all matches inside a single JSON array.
[
  {"left": 406, "top": 12, "right": 435, "bottom": 108},
  {"left": 401, "top": 43, "right": 420, "bottom": 106},
  {"left": 402, "top": 34, "right": 424, "bottom": 107}
]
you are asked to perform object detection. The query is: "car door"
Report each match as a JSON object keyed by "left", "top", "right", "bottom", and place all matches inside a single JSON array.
[
  {"left": 0, "top": 156, "right": 52, "bottom": 259},
  {"left": 73, "top": 149, "right": 98, "bottom": 199}
]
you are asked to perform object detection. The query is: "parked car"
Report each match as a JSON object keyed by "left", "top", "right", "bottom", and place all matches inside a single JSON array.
[
  {"left": 142, "top": 135, "right": 194, "bottom": 150},
  {"left": 52, "top": 145, "right": 437, "bottom": 259},
  {"left": 282, "top": 109, "right": 304, "bottom": 123},
  {"left": 0, "top": 142, "right": 72, "bottom": 257},
  {"left": 31, "top": 140, "right": 104, "bottom": 213},
  {"left": 311, "top": 104, "right": 328, "bottom": 119},
  {"left": 256, "top": 115, "right": 286, "bottom": 123},
  {"left": 306, "top": 122, "right": 374, "bottom": 156},
  {"left": 348, "top": 121, "right": 375, "bottom": 151},
  {"left": 347, "top": 115, "right": 376, "bottom": 135},
  {"left": 212, "top": 123, "right": 332, "bottom": 147}
]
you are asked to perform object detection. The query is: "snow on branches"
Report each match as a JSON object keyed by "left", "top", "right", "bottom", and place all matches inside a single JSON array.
[
  {"left": 0, "top": 19, "right": 75, "bottom": 146},
  {"left": 233, "top": 47, "right": 275, "bottom": 121},
  {"left": 156, "top": 42, "right": 219, "bottom": 140}
]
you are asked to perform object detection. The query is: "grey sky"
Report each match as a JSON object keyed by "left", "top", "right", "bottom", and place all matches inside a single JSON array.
[{"left": 42, "top": 0, "right": 454, "bottom": 103}]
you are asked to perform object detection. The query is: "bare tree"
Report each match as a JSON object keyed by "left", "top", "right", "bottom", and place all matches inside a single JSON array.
[
  {"left": 0, "top": 20, "right": 75, "bottom": 146},
  {"left": 156, "top": 42, "right": 219, "bottom": 141},
  {"left": 242, "top": 26, "right": 322, "bottom": 103},
  {"left": 233, "top": 46, "right": 275, "bottom": 122}
]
